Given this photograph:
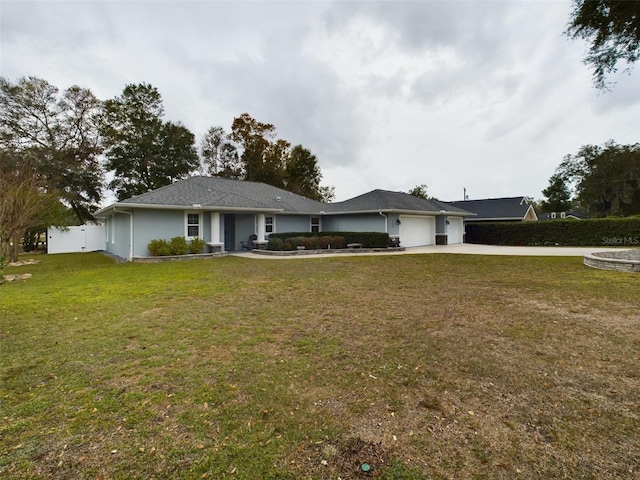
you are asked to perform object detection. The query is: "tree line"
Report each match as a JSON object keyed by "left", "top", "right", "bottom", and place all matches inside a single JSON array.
[
  {"left": 539, "top": 141, "right": 640, "bottom": 218},
  {"left": 0, "top": 77, "right": 334, "bottom": 261}
]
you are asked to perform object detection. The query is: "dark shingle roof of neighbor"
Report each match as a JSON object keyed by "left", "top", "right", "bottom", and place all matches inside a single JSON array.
[
  {"left": 115, "top": 176, "right": 324, "bottom": 213},
  {"left": 447, "top": 197, "right": 532, "bottom": 220},
  {"left": 98, "top": 177, "right": 474, "bottom": 216}
]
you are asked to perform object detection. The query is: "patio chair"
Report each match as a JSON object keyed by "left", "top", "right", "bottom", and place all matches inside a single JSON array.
[{"left": 240, "top": 234, "right": 258, "bottom": 251}]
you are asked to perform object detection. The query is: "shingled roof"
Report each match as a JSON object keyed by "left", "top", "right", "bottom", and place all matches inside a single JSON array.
[
  {"left": 99, "top": 176, "right": 325, "bottom": 214},
  {"left": 324, "top": 189, "right": 472, "bottom": 215},
  {"left": 96, "top": 177, "right": 475, "bottom": 217},
  {"left": 447, "top": 197, "right": 537, "bottom": 221}
]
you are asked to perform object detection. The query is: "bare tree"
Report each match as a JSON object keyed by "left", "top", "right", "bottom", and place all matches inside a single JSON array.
[{"left": 0, "top": 152, "right": 63, "bottom": 262}]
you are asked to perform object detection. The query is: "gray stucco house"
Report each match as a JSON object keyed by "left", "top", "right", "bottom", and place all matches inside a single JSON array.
[{"left": 95, "top": 176, "right": 473, "bottom": 260}]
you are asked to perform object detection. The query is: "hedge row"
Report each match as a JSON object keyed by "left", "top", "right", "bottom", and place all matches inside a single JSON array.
[
  {"left": 147, "top": 237, "right": 206, "bottom": 256},
  {"left": 267, "top": 235, "right": 345, "bottom": 251},
  {"left": 268, "top": 231, "right": 391, "bottom": 248},
  {"left": 465, "top": 218, "right": 640, "bottom": 247}
]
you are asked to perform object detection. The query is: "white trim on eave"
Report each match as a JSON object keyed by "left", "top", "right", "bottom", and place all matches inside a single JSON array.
[
  {"left": 95, "top": 203, "right": 284, "bottom": 216},
  {"left": 323, "top": 209, "right": 474, "bottom": 216}
]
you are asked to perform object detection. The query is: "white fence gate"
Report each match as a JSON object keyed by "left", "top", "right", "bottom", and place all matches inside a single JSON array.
[{"left": 47, "top": 225, "right": 105, "bottom": 254}]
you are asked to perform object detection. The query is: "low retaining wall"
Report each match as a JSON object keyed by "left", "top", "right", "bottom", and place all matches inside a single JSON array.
[
  {"left": 252, "top": 247, "right": 406, "bottom": 257},
  {"left": 132, "top": 252, "right": 229, "bottom": 263},
  {"left": 583, "top": 250, "right": 640, "bottom": 272}
]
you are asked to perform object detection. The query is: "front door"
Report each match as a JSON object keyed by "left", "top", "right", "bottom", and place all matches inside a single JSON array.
[{"left": 224, "top": 214, "right": 236, "bottom": 251}]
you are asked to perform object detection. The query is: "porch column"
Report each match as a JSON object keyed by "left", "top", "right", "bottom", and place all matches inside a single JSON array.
[
  {"left": 256, "top": 213, "right": 266, "bottom": 241},
  {"left": 210, "top": 212, "right": 221, "bottom": 244}
]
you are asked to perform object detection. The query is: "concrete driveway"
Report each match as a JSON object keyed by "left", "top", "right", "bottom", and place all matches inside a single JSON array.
[
  {"left": 235, "top": 243, "right": 624, "bottom": 259},
  {"left": 401, "top": 243, "right": 624, "bottom": 256}
]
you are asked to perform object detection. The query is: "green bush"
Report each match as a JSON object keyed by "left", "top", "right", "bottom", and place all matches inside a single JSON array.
[
  {"left": 318, "top": 236, "right": 331, "bottom": 249},
  {"left": 284, "top": 237, "right": 305, "bottom": 249},
  {"left": 301, "top": 236, "right": 318, "bottom": 250},
  {"left": 267, "top": 237, "right": 284, "bottom": 251},
  {"left": 147, "top": 239, "right": 170, "bottom": 256},
  {"left": 189, "top": 237, "right": 206, "bottom": 254},
  {"left": 270, "top": 231, "right": 390, "bottom": 248},
  {"left": 465, "top": 218, "right": 640, "bottom": 246},
  {"left": 169, "top": 236, "right": 189, "bottom": 255},
  {"left": 330, "top": 236, "right": 346, "bottom": 249},
  {"left": 282, "top": 242, "right": 293, "bottom": 251}
]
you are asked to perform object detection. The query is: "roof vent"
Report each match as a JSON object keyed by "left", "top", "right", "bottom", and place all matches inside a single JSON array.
[{"left": 275, "top": 196, "right": 281, "bottom": 202}]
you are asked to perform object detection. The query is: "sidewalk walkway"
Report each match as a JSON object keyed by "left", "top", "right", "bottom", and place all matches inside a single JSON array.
[{"left": 232, "top": 243, "right": 626, "bottom": 259}]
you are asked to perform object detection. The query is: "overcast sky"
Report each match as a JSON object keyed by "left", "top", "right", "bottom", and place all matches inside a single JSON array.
[{"left": 2, "top": 0, "right": 639, "bottom": 202}]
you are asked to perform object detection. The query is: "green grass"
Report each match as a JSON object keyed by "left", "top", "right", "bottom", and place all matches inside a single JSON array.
[{"left": 1, "top": 252, "right": 639, "bottom": 479}]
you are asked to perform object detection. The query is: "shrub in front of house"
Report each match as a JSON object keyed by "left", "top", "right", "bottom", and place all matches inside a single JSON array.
[
  {"left": 284, "top": 237, "right": 305, "bottom": 249},
  {"left": 269, "top": 232, "right": 389, "bottom": 248},
  {"left": 189, "top": 238, "right": 206, "bottom": 254},
  {"left": 148, "top": 239, "right": 171, "bottom": 256},
  {"left": 330, "top": 236, "right": 346, "bottom": 249},
  {"left": 267, "top": 237, "right": 284, "bottom": 251},
  {"left": 168, "top": 236, "right": 189, "bottom": 255},
  {"left": 318, "top": 236, "right": 331, "bottom": 249},
  {"left": 301, "top": 236, "right": 318, "bottom": 250},
  {"left": 148, "top": 237, "right": 208, "bottom": 256}
]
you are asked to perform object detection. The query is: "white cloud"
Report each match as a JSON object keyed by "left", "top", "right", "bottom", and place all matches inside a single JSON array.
[{"left": 1, "top": 0, "right": 638, "bottom": 204}]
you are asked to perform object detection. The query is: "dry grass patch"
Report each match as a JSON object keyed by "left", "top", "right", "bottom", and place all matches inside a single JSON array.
[{"left": 1, "top": 252, "right": 639, "bottom": 479}]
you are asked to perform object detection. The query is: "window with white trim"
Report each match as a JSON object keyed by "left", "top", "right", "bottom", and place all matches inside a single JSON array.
[
  {"left": 186, "top": 212, "right": 201, "bottom": 238},
  {"left": 265, "top": 216, "right": 274, "bottom": 234},
  {"left": 311, "top": 217, "right": 320, "bottom": 233}
]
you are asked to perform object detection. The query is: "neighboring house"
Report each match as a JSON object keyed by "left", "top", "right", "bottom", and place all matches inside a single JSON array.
[
  {"left": 94, "top": 176, "right": 474, "bottom": 260},
  {"left": 538, "top": 211, "right": 586, "bottom": 221},
  {"left": 447, "top": 196, "right": 538, "bottom": 223}
]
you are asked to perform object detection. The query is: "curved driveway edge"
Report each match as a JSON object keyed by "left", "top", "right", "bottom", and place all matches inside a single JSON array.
[{"left": 232, "top": 243, "right": 627, "bottom": 259}]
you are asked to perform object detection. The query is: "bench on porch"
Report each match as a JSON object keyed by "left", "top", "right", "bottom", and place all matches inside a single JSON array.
[{"left": 240, "top": 234, "right": 258, "bottom": 251}]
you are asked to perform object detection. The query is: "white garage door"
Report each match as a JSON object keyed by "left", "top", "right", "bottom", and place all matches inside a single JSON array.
[
  {"left": 399, "top": 215, "right": 435, "bottom": 247},
  {"left": 447, "top": 217, "right": 464, "bottom": 244}
]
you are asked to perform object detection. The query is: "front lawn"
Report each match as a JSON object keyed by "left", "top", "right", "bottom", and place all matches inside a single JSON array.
[{"left": 1, "top": 252, "right": 638, "bottom": 479}]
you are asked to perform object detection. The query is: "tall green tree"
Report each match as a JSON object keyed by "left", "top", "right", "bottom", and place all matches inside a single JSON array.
[
  {"left": 229, "top": 113, "right": 282, "bottom": 184},
  {"left": 101, "top": 83, "right": 199, "bottom": 200},
  {"left": 285, "top": 145, "right": 328, "bottom": 201},
  {"left": 0, "top": 76, "right": 103, "bottom": 222},
  {"left": 408, "top": 184, "right": 429, "bottom": 200},
  {"left": 555, "top": 141, "right": 640, "bottom": 217},
  {"left": 566, "top": 0, "right": 640, "bottom": 89},
  {"left": 211, "top": 113, "right": 334, "bottom": 201},
  {"left": 540, "top": 174, "right": 572, "bottom": 213},
  {"left": 199, "top": 125, "right": 242, "bottom": 177}
]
